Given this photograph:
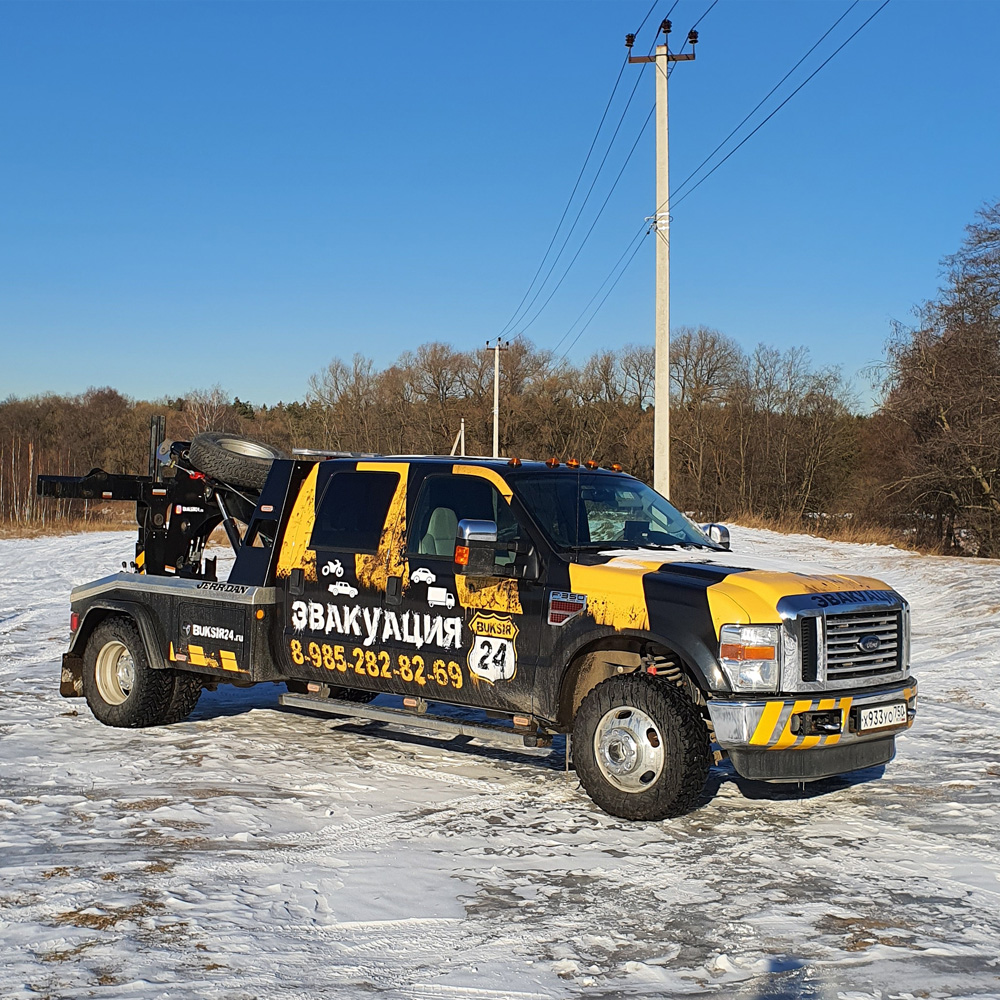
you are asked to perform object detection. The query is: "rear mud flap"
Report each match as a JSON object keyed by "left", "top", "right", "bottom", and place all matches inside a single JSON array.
[{"left": 61, "top": 653, "right": 84, "bottom": 698}]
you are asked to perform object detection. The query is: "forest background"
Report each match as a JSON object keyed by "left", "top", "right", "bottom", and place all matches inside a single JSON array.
[{"left": 5, "top": 203, "right": 1000, "bottom": 557}]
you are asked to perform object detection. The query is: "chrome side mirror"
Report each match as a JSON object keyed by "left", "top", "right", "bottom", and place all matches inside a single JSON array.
[
  {"left": 457, "top": 519, "right": 497, "bottom": 544},
  {"left": 701, "top": 523, "right": 730, "bottom": 550},
  {"left": 455, "top": 518, "right": 499, "bottom": 575}
]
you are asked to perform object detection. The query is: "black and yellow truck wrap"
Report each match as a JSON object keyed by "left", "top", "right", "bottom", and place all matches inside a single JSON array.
[{"left": 40, "top": 435, "right": 916, "bottom": 821}]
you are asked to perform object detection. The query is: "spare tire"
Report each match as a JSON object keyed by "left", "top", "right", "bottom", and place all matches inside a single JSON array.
[{"left": 188, "top": 432, "right": 287, "bottom": 491}]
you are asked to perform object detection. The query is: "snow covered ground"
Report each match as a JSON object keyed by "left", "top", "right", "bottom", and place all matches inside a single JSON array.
[{"left": 1, "top": 528, "right": 999, "bottom": 1000}]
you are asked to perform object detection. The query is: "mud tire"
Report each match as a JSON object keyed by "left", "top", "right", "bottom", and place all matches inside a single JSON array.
[
  {"left": 188, "top": 432, "right": 287, "bottom": 492},
  {"left": 163, "top": 671, "right": 204, "bottom": 724},
  {"left": 83, "top": 617, "right": 175, "bottom": 728},
  {"left": 573, "top": 673, "right": 710, "bottom": 821}
]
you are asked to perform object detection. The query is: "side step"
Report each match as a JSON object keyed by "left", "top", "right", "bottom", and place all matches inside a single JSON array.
[{"left": 279, "top": 693, "right": 553, "bottom": 748}]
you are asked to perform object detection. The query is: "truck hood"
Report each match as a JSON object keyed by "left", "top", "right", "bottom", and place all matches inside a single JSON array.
[{"left": 567, "top": 547, "right": 900, "bottom": 635}]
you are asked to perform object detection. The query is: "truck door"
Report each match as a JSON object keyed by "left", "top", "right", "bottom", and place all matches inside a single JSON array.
[
  {"left": 396, "top": 469, "right": 542, "bottom": 715},
  {"left": 281, "top": 464, "right": 404, "bottom": 689}
]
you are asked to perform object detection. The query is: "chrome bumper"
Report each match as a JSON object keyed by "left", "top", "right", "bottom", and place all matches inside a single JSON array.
[{"left": 708, "top": 679, "right": 917, "bottom": 753}]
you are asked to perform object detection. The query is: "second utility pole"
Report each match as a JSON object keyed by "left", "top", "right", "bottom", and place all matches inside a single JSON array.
[
  {"left": 485, "top": 338, "right": 508, "bottom": 458},
  {"left": 628, "top": 19, "right": 697, "bottom": 499}
]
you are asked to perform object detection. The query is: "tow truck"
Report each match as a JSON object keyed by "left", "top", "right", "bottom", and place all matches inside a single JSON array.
[{"left": 37, "top": 422, "right": 917, "bottom": 820}]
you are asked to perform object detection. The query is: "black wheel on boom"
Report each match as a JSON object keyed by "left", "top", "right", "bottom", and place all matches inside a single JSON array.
[
  {"left": 83, "top": 616, "right": 176, "bottom": 728},
  {"left": 573, "top": 673, "right": 710, "bottom": 821},
  {"left": 188, "top": 432, "right": 287, "bottom": 492}
]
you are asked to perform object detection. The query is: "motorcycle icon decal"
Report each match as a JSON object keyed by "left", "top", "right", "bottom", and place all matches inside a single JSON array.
[{"left": 321, "top": 559, "right": 345, "bottom": 578}]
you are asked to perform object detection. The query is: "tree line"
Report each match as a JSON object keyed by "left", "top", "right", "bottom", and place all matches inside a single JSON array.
[{"left": 5, "top": 200, "right": 999, "bottom": 555}]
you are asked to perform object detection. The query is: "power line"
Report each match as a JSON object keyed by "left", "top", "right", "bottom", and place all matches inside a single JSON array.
[
  {"left": 497, "top": 56, "right": 630, "bottom": 339},
  {"left": 499, "top": 0, "right": 667, "bottom": 341},
  {"left": 669, "top": 1, "right": 860, "bottom": 204},
  {"left": 518, "top": 102, "right": 656, "bottom": 338},
  {"left": 559, "top": 229, "right": 650, "bottom": 362},
  {"left": 688, "top": 0, "right": 718, "bottom": 32},
  {"left": 671, "top": 0, "right": 893, "bottom": 212},
  {"left": 552, "top": 222, "right": 649, "bottom": 355},
  {"left": 506, "top": 68, "right": 651, "bottom": 338}
]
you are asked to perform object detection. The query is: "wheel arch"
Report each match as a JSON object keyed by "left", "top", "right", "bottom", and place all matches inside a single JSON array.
[
  {"left": 71, "top": 600, "right": 168, "bottom": 672},
  {"left": 555, "top": 633, "right": 708, "bottom": 729}
]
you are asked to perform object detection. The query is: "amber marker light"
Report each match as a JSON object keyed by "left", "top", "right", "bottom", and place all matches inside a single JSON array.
[
  {"left": 454, "top": 544, "right": 470, "bottom": 566},
  {"left": 545, "top": 457, "right": 559, "bottom": 468},
  {"left": 719, "top": 641, "right": 777, "bottom": 661},
  {"left": 507, "top": 456, "right": 521, "bottom": 467},
  {"left": 256, "top": 609, "right": 265, "bottom": 620},
  {"left": 566, "top": 457, "right": 580, "bottom": 469},
  {"left": 584, "top": 459, "right": 599, "bottom": 470},
  {"left": 609, "top": 463, "right": 624, "bottom": 472}
]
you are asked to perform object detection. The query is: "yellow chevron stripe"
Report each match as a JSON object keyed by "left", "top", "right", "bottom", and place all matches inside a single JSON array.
[
  {"left": 188, "top": 644, "right": 207, "bottom": 667},
  {"left": 824, "top": 696, "right": 853, "bottom": 745},
  {"left": 219, "top": 650, "right": 240, "bottom": 672},
  {"left": 770, "top": 699, "right": 813, "bottom": 750},
  {"left": 818, "top": 697, "right": 835, "bottom": 710},
  {"left": 749, "top": 700, "right": 785, "bottom": 746}
]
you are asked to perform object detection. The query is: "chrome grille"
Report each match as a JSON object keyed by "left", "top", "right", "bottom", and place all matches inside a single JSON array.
[{"left": 824, "top": 609, "right": 901, "bottom": 681}]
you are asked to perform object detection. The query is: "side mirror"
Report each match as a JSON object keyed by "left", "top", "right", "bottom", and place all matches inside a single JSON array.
[
  {"left": 701, "top": 523, "right": 731, "bottom": 550},
  {"left": 454, "top": 519, "right": 499, "bottom": 575}
]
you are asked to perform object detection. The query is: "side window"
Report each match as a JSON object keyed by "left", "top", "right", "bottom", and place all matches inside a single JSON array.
[
  {"left": 310, "top": 471, "right": 399, "bottom": 553},
  {"left": 408, "top": 475, "right": 521, "bottom": 559}
]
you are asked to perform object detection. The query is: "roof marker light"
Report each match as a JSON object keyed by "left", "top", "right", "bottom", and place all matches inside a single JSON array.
[
  {"left": 545, "top": 457, "right": 559, "bottom": 468},
  {"left": 609, "top": 463, "right": 624, "bottom": 473},
  {"left": 566, "top": 458, "right": 580, "bottom": 469},
  {"left": 584, "top": 459, "right": 599, "bottom": 470},
  {"left": 507, "top": 456, "right": 521, "bottom": 467}
]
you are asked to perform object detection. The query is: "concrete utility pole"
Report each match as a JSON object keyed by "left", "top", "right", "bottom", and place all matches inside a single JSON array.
[
  {"left": 628, "top": 20, "right": 697, "bottom": 499},
  {"left": 449, "top": 418, "right": 466, "bottom": 457},
  {"left": 485, "top": 339, "right": 508, "bottom": 458}
]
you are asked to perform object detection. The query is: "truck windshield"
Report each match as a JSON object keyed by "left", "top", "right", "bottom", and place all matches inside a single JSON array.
[{"left": 513, "top": 472, "right": 719, "bottom": 552}]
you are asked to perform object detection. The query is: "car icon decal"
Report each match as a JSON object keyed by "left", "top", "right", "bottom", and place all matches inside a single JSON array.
[{"left": 327, "top": 581, "right": 359, "bottom": 598}]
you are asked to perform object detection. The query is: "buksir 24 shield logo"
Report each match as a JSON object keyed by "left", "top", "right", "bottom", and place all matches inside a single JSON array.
[{"left": 468, "top": 613, "right": 518, "bottom": 683}]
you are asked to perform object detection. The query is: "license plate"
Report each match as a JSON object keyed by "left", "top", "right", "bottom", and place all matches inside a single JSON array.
[{"left": 859, "top": 702, "right": 908, "bottom": 732}]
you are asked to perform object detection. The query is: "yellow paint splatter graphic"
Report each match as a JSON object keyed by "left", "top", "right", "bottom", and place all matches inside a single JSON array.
[
  {"left": 456, "top": 576, "right": 523, "bottom": 615},
  {"left": 355, "top": 462, "right": 410, "bottom": 594},
  {"left": 275, "top": 464, "right": 319, "bottom": 581}
]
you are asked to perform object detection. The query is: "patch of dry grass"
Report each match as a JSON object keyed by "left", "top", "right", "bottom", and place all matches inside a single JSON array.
[
  {"left": 0, "top": 515, "right": 134, "bottom": 539},
  {"left": 731, "top": 511, "right": 928, "bottom": 552}
]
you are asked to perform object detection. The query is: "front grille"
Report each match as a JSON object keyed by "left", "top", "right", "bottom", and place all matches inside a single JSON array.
[
  {"left": 800, "top": 616, "right": 819, "bottom": 682},
  {"left": 824, "top": 608, "right": 902, "bottom": 681}
]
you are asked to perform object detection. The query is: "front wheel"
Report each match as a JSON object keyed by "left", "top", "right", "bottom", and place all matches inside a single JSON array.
[
  {"left": 83, "top": 617, "right": 176, "bottom": 728},
  {"left": 574, "top": 673, "right": 710, "bottom": 821}
]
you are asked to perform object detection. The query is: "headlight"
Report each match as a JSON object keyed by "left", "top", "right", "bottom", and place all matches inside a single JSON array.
[{"left": 719, "top": 624, "right": 780, "bottom": 693}]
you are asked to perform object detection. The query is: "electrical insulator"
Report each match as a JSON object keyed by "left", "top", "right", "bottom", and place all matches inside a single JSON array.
[
  {"left": 625, "top": 32, "right": 635, "bottom": 49},
  {"left": 660, "top": 18, "right": 672, "bottom": 35},
  {"left": 688, "top": 29, "right": 699, "bottom": 45}
]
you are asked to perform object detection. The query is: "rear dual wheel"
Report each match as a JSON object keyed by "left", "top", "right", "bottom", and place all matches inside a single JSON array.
[
  {"left": 574, "top": 673, "right": 710, "bottom": 821},
  {"left": 84, "top": 617, "right": 202, "bottom": 727}
]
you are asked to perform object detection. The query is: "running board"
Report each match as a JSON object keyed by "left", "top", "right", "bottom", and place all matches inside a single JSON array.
[{"left": 278, "top": 693, "right": 553, "bottom": 748}]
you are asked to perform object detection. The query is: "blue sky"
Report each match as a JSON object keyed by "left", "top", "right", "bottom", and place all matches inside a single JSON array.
[{"left": 1, "top": 0, "right": 997, "bottom": 407}]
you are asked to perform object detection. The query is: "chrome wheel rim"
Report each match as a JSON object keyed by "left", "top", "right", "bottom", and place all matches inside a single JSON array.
[
  {"left": 95, "top": 641, "right": 135, "bottom": 705},
  {"left": 594, "top": 706, "right": 665, "bottom": 793},
  {"left": 217, "top": 437, "right": 275, "bottom": 459}
]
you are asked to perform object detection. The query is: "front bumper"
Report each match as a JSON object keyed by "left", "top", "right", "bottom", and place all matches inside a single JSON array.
[{"left": 707, "top": 678, "right": 917, "bottom": 782}]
